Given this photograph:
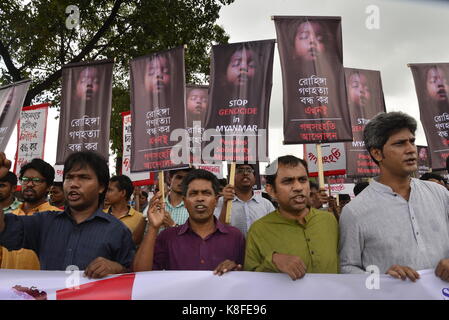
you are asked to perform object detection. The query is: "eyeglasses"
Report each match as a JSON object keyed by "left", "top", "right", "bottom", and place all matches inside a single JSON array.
[
  {"left": 20, "top": 177, "right": 46, "bottom": 185},
  {"left": 236, "top": 168, "right": 255, "bottom": 174}
]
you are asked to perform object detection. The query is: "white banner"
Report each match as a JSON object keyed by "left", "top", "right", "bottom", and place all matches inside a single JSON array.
[
  {"left": 122, "top": 112, "right": 151, "bottom": 182},
  {"left": 14, "top": 104, "right": 49, "bottom": 176},
  {"left": 0, "top": 269, "right": 447, "bottom": 300},
  {"left": 325, "top": 183, "right": 355, "bottom": 198},
  {"left": 193, "top": 163, "right": 223, "bottom": 179},
  {"left": 305, "top": 143, "right": 346, "bottom": 176}
]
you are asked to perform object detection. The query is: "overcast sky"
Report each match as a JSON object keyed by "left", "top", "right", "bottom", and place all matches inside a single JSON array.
[{"left": 5, "top": 0, "right": 449, "bottom": 171}]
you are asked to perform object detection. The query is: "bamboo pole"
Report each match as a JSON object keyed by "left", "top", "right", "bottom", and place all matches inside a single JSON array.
[{"left": 225, "top": 162, "right": 236, "bottom": 224}]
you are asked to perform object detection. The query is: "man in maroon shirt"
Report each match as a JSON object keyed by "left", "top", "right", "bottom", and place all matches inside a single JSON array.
[{"left": 133, "top": 169, "right": 245, "bottom": 274}]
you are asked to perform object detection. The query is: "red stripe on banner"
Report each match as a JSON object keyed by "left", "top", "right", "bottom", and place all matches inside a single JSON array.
[
  {"left": 309, "top": 169, "right": 346, "bottom": 177},
  {"left": 56, "top": 274, "right": 136, "bottom": 300}
]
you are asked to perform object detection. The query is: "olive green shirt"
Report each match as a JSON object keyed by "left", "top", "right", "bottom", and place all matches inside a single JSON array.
[{"left": 244, "top": 208, "right": 339, "bottom": 274}]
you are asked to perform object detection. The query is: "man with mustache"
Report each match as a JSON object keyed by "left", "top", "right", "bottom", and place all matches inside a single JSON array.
[
  {"left": 0, "top": 151, "right": 135, "bottom": 278},
  {"left": 339, "top": 112, "right": 449, "bottom": 282},
  {"left": 215, "top": 163, "right": 275, "bottom": 237},
  {"left": 0, "top": 159, "right": 61, "bottom": 270},
  {"left": 133, "top": 169, "right": 245, "bottom": 275},
  {"left": 244, "top": 155, "right": 339, "bottom": 280}
]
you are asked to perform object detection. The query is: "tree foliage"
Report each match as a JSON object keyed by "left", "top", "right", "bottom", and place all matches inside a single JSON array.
[{"left": 0, "top": 0, "right": 234, "bottom": 171}]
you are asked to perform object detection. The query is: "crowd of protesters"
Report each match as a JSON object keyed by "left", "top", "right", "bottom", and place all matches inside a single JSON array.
[{"left": 0, "top": 111, "right": 448, "bottom": 283}]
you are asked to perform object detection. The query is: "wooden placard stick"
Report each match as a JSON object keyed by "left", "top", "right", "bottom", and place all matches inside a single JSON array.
[{"left": 225, "top": 162, "right": 236, "bottom": 224}]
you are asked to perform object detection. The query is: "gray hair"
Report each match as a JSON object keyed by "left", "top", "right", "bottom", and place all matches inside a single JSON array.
[{"left": 363, "top": 111, "right": 417, "bottom": 164}]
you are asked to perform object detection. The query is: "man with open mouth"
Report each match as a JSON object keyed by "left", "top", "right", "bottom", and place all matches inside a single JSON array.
[
  {"left": 244, "top": 155, "right": 339, "bottom": 280},
  {"left": 339, "top": 111, "right": 449, "bottom": 283},
  {"left": 133, "top": 169, "right": 245, "bottom": 275},
  {"left": 0, "top": 151, "right": 135, "bottom": 279}
]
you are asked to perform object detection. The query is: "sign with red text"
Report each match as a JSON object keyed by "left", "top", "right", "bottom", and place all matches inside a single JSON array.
[
  {"left": 410, "top": 63, "right": 449, "bottom": 170},
  {"left": 305, "top": 142, "right": 346, "bottom": 176},
  {"left": 193, "top": 163, "right": 223, "bottom": 179},
  {"left": 13, "top": 104, "right": 49, "bottom": 175},
  {"left": 324, "top": 183, "right": 355, "bottom": 198},
  {"left": 205, "top": 39, "right": 275, "bottom": 162},
  {"left": 344, "top": 68, "right": 386, "bottom": 177},
  {"left": 274, "top": 16, "right": 352, "bottom": 144},
  {"left": 122, "top": 112, "right": 154, "bottom": 185},
  {"left": 130, "top": 46, "right": 186, "bottom": 172}
]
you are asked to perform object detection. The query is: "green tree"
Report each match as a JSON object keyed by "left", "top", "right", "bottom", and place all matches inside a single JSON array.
[{"left": 0, "top": 0, "right": 234, "bottom": 172}]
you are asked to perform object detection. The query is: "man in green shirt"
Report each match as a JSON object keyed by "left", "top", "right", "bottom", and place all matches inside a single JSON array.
[{"left": 244, "top": 155, "right": 339, "bottom": 280}]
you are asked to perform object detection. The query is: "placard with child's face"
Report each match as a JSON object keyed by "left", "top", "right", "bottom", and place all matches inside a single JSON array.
[
  {"left": 56, "top": 60, "right": 113, "bottom": 164},
  {"left": 274, "top": 16, "right": 352, "bottom": 145},
  {"left": 344, "top": 68, "right": 386, "bottom": 177},
  {"left": 205, "top": 39, "right": 275, "bottom": 163},
  {"left": 410, "top": 63, "right": 449, "bottom": 170},
  {"left": 130, "top": 46, "right": 187, "bottom": 172}
]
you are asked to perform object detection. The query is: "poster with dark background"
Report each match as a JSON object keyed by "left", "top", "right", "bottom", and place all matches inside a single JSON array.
[
  {"left": 344, "top": 68, "right": 386, "bottom": 177},
  {"left": 410, "top": 63, "right": 449, "bottom": 170},
  {"left": 130, "top": 46, "right": 186, "bottom": 172},
  {"left": 56, "top": 60, "right": 113, "bottom": 164},
  {"left": 186, "top": 84, "right": 208, "bottom": 164},
  {"left": 417, "top": 145, "right": 431, "bottom": 176},
  {"left": 0, "top": 80, "right": 31, "bottom": 151},
  {"left": 204, "top": 39, "right": 275, "bottom": 163},
  {"left": 274, "top": 16, "right": 352, "bottom": 144}
]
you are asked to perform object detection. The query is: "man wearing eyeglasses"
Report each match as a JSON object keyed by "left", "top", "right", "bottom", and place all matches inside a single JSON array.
[
  {"left": 1, "top": 159, "right": 61, "bottom": 270},
  {"left": 214, "top": 163, "right": 275, "bottom": 236},
  {"left": 0, "top": 151, "right": 135, "bottom": 279}
]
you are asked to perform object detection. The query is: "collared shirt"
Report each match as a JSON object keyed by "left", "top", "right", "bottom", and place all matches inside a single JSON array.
[
  {"left": 2, "top": 198, "right": 22, "bottom": 214},
  {"left": 339, "top": 178, "right": 449, "bottom": 274},
  {"left": 0, "top": 202, "right": 61, "bottom": 270},
  {"left": 0, "top": 208, "right": 136, "bottom": 271},
  {"left": 164, "top": 196, "right": 189, "bottom": 226},
  {"left": 106, "top": 206, "right": 145, "bottom": 234},
  {"left": 244, "top": 208, "right": 339, "bottom": 274},
  {"left": 153, "top": 217, "right": 245, "bottom": 270},
  {"left": 214, "top": 192, "right": 275, "bottom": 236}
]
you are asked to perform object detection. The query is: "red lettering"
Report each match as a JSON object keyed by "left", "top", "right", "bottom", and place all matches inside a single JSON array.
[{"left": 218, "top": 107, "right": 257, "bottom": 116}]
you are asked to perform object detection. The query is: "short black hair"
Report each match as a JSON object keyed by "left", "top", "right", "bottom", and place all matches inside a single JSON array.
[
  {"left": 419, "top": 172, "right": 446, "bottom": 183},
  {"left": 110, "top": 175, "right": 134, "bottom": 200},
  {"left": 265, "top": 155, "right": 309, "bottom": 190},
  {"left": 309, "top": 181, "right": 319, "bottom": 191},
  {"left": 0, "top": 171, "right": 18, "bottom": 186},
  {"left": 169, "top": 167, "right": 194, "bottom": 179},
  {"left": 353, "top": 182, "right": 369, "bottom": 196},
  {"left": 20, "top": 158, "right": 55, "bottom": 186},
  {"left": 363, "top": 112, "right": 417, "bottom": 165},
  {"left": 63, "top": 151, "right": 110, "bottom": 206},
  {"left": 52, "top": 181, "right": 63, "bottom": 188},
  {"left": 181, "top": 169, "right": 220, "bottom": 196}
]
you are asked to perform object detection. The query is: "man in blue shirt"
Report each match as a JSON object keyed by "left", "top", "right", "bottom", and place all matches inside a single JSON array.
[{"left": 0, "top": 151, "right": 135, "bottom": 279}]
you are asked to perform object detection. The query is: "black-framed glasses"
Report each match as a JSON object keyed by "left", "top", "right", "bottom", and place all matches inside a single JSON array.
[
  {"left": 236, "top": 168, "right": 255, "bottom": 174},
  {"left": 20, "top": 177, "right": 46, "bottom": 185}
]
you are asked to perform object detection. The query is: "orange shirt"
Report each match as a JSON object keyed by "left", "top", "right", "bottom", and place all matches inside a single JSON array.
[
  {"left": 105, "top": 206, "right": 145, "bottom": 234},
  {"left": 0, "top": 202, "right": 62, "bottom": 270}
]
